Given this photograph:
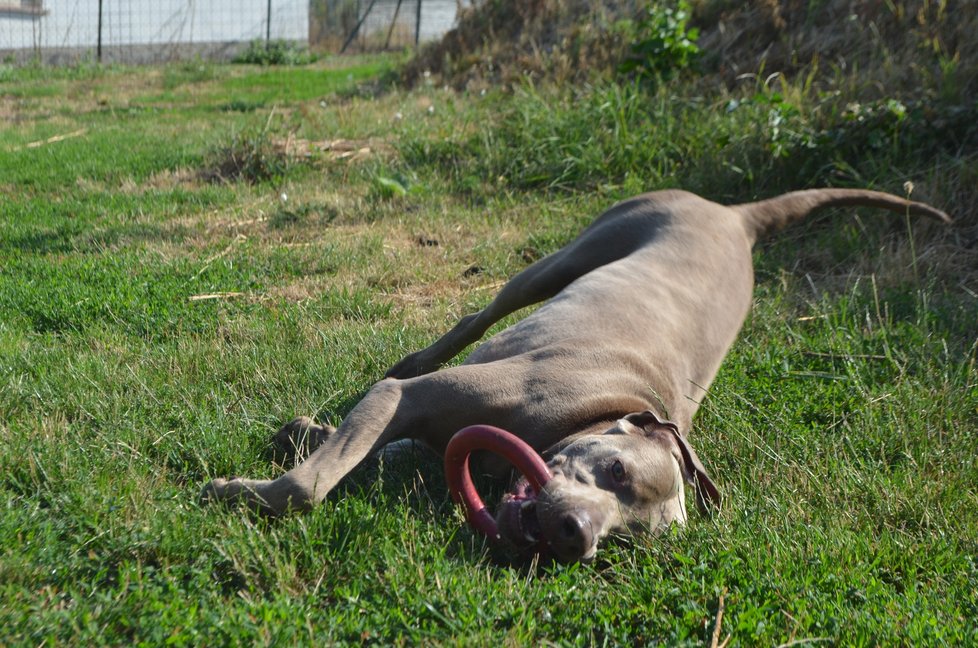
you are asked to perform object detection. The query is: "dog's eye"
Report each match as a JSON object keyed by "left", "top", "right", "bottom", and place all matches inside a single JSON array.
[{"left": 610, "top": 460, "right": 626, "bottom": 483}]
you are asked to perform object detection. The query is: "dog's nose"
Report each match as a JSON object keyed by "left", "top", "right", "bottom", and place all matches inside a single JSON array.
[{"left": 550, "top": 511, "right": 594, "bottom": 562}]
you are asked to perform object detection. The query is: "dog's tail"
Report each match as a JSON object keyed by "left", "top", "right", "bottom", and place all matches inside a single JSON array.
[{"left": 734, "top": 188, "right": 951, "bottom": 244}]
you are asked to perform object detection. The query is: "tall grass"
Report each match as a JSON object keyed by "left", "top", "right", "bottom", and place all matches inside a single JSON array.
[{"left": 401, "top": 77, "right": 978, "bottom": 201}]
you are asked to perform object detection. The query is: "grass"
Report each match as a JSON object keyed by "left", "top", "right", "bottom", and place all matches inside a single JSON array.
[{"left": 1, "top": 40, "right": 976, "bottom": 646}]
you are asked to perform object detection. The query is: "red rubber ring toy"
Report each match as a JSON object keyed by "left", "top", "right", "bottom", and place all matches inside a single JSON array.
[{"left": 444, "top": 424, "right": 552, "bottom": 542}]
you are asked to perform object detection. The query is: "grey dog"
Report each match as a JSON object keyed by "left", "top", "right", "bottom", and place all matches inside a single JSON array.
[{"left": 201, "top": 188, "right": 949, "bottom": 563}]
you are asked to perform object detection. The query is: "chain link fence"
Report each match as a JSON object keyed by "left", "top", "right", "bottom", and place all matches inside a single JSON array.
[{"left": 0, "top": 0, "right": 467, "bottom": 65}]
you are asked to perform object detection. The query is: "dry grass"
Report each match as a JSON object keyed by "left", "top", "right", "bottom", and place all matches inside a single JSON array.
[
  {"left": 118, "top": 168, "right": 202, "bottom": 193},
  {"left": 697, "top": 0, "right": 977, "bottom": 99},
  {"left": 403, "top": 0, "right": 634, "bottom": 89},
  {"left": 403, "top": 0, "right": 976, "bottom": 102}
]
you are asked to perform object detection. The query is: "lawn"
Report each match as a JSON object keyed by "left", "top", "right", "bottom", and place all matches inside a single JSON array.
[{"left": 0, "top": 44, "right": 976, "bottom": 646}]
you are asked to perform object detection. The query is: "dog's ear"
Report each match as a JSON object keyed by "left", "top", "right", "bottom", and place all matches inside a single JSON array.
[
  {"left": 623, "top": 410, "right": 683, "bottom": 439},
  {"left": 623, "top": 410, "right": 722, "bottom": 516},
  {"left": 668, "top": 427, "right": 721, "bottom": 516},
  {"left": 623, "top": 410, "right": 670, "bottom": 433}
]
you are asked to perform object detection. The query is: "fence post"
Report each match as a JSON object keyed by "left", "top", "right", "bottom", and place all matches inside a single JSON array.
[
  {"left": 97, "top": 0, "right": 104, "bottom": 62},
  {"left": 340, "top": 0, "right": 380, "bottom": 54},
  {"left": 414, "top": 0, "right": 422, "bottom": 46},
  {"left": 385, "top": 0, "right": 404, "bottom": 49},
  {"left": 266, "top": 0, "right": 272, "bottom": 42}
]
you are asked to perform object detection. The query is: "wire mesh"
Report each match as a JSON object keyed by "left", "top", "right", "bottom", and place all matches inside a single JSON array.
[
  {"left": 0, "top": 0, "right": 309, "bottom": 64},
  {"left": 0, "top": 0, "right": 471, "bottom": 64},
  {"left": 0, "top": 0, "right": 466, "bottom": 64}
]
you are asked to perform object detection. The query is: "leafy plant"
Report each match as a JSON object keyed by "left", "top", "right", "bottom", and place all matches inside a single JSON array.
[
  {"left": 738, "top": 91, "right": 818, "bottom": 159},
  {"left": 619, "top": 1, "right": 701, "bottom": 83},
  {"left": 233, "top": 39, "right": 317, "bottom": 66},
  {"left": 370, "top": 170, "right": 425, "bottom": 201}
]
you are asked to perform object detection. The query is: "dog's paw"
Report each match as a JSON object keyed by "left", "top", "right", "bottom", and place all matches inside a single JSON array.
[
  {"left": 385, "top": 351, "right": 437, "bottom": 379},
  {"left": 199, "top": 476, "right": 317, "bottom": 516},
  {"left": 198, "top": 477, "right": 257, "bottom": 507},
  {"left": 272, "top": 416, "right": 334, "bottom": 461},
  {"left": 199, "top": 477, "right": 232, "bottom": 505}
]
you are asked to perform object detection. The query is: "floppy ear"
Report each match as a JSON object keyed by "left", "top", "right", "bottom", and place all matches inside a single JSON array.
[{"left": 623, "top": 410, "right": 722, "bottom": 515}]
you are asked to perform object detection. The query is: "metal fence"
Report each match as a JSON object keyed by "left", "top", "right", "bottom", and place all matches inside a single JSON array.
[
  {"left": 0, "top": 0, "right": 467, "bottom": 65},
  {"left": 313, "top": 0, "right": 467, "bottom": 54}
]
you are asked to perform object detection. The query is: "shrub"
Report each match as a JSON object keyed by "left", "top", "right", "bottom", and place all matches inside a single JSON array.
[
  {"left": 618, "top": 1, "right": 700, "bottom": 83},
  {"left": 233, "top": 39, "right": 317, "bottom": 66}
]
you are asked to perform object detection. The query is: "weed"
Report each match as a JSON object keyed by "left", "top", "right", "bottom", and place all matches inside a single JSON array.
[
  {"left": 268, "top": 201, "right": 340, "bottom": 229},
  {"left": 618, "top": 1, "right": 701, "bottom": 83},
  {"left": 162, "top": 58, "right": 220, "bottom": 89},
  {"left": 233, "top": 39, "right": 318, "bottom": 66},
  {"left": 206, "top": 118, "right": 296, "bottom": 185},
  {"left": 724, "top": 88, "right": 819, "bottom": 160},
  {"left": 369, "top": 169, "right": 426, "bottom": 202},
  {"left": 372, "top": 174, "right": 409, "bottom": 199},
  {"left": 220, "top": 99, "right": 265, "bottom": 112}
]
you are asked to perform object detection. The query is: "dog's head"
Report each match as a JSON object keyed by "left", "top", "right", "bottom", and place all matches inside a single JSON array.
[{"left": 494, "top": 411, "right": 720, "bottom": 562}]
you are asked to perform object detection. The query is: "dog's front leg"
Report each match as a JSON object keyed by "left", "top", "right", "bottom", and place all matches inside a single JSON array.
[{"left": 200, "top": 378, "right": 406, "bottom": 515}]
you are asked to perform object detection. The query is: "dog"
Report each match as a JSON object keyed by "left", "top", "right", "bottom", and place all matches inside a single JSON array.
[{"left": 200, "top": 188, "right": 949, "bottom": 563}]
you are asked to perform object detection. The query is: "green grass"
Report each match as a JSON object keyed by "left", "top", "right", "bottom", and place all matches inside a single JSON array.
[{"left": 1, "top": 46, "right": 976, "bottom": 646}]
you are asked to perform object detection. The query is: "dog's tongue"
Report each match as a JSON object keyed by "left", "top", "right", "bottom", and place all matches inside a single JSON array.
[
  {"left": 504, "top": 476, "right": 536, "bottom": 501},
  {"left": 497, "top": 477, "right": 543, "bottom": 547}
]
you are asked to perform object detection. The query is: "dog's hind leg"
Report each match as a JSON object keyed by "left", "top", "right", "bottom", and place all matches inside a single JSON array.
[
  {"left": 271, "top": 416, "right": 336, "bottom": 463},
  {"left": 385, "top": 203, "right": 664, "bottom": 379}
]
